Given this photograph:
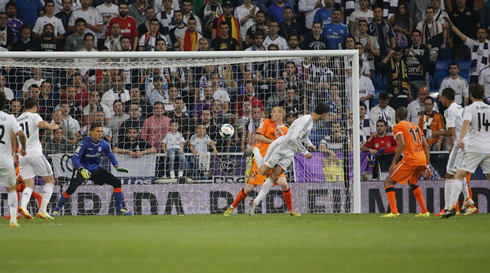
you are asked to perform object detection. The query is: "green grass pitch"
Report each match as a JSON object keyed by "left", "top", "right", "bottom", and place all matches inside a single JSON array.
[{"left": 1, "top": 214, "right": 489, "bottom": 273}]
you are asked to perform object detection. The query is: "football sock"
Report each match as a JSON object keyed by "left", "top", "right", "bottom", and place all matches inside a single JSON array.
[
  {"left": 450, "top": 179, "right": 464, "bottom": 209},
  {"left": 231, "top": 189, "right": 248, "bottom": 208},
  {"left": 461, "top": 177, "right": 470, "bottom": 199},
  {"left": 254, "top": 177, "right": 274, "bottom": 206},
  {"left": 252, "top": 147, "right": 263, "bottom": 169},
  {"left": 282, "top": 188, "right": 293, "bottom": 211},
  {"left": 468, "top": 186, "right": 473, "bottom": 199},
  {"left": 20, "top": 186, "right": 33, "bottom": 208},
  {"left": 55, "top": 191, "right": 71, "bottom": 211},
  {"left": 8, "top": 191, "right": 18, "bottom": 224},
  {"left": 40, "top": 183, "right": 54, "bottom": 213},
  {"left": 114, "top": 188, "right": 123, "bottom": 212},
  {"left": 32, "top": 191, "right": 43, "bottom": 209},
  {"left": 411, "top": 186, "right": 428, "bottom": 213},
  {"left": 384, "top": 186, "right": 398, "bottom": 214},
  {"left": 444, "top": 179, "right": 453, "bottom": 210}
]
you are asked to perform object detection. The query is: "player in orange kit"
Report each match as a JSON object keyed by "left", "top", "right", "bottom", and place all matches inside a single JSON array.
[
  {"left": 381, "top": 107, "right": 432, "bottom": 217},
  {"left": 224, "top": 106, "right": 300, "bottom": 216}
]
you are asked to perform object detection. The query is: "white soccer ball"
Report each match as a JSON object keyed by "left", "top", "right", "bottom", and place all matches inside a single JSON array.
[{"left": 219, "top": 124, "right": 235, "bottom": 139}]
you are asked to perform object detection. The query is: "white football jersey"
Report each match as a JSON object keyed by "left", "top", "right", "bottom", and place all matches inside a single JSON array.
[
  {"left": 478, "top": 66, "right": 490, "bottom": 100},
  {"left": 190, "top": 134, "right": 212, "bottom": 154},
  {"left": 274, "top": 114, "right": 313, "bottom": 156},
  {"left": 463, "top": 101, "right": 490, "bottom": 153},
  {"left": 163, "top": 132, "right": 185, "bottom": 150},
  {"left": 0, "top": 111, "right": 22, "bottom": 168},
  {"left": 444, "top": 102, "right": 464, "bottom": 144},
  {"left": 439, "top": 76, "right": 469, "bottom": 105},
  {"left": 17, "top": 112, "right": 44, "bottom": 157}
]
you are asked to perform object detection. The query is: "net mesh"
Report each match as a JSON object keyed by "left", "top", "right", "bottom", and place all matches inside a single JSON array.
[{"left": 0, "top": 53, "right": 359, "bottom": 215}]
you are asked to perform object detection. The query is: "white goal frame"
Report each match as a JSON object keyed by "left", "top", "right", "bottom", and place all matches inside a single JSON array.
[{"left": 0, "top": 50, "right": 361, "bottom": 213}]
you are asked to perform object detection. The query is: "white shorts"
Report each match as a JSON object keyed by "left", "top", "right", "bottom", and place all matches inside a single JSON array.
[
  {"left": 19, "top": 155, "right": 54, "bottom": 180},
  {"left": 459, "top": 152, "right": 490, "bottom": 174},
  {"left": 0, "top": 165, "right": 16, "bottom": 188},
  {"left": 446, "top": 145, "right": 466, "bottom": 176},
  {"left": 263, "top": 141, "right": 294, "bottom": 171}
]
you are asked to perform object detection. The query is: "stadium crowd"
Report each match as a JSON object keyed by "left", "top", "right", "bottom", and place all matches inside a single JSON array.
[{"left": 0, "top": 0, "right": 489, "bottom": 179}]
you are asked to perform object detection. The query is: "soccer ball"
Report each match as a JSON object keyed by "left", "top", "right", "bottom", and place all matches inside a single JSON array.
[{"left": 219, "top": 124, "right": 234, "bottom": 139}]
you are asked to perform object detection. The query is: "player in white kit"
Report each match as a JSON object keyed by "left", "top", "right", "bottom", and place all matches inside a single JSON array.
[
  {"left": 433, "top": 88, "right": 474, "bottom": 216},
  {"left": 442, "top": 84, "right": 490, "bottom": 218},
  {"left": 0, "top": 92, "right": 27, "bottom": 227},
  {"left": 16, "top": 98, "right": 60, "bottom": 220},
  {"left": 249, "top": 103, "right": 329, "bottom": 216}
]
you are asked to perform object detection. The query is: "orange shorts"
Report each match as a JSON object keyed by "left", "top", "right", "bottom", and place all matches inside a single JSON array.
[
  {"left": 390, "top": 161, "right": 425, "bottom": 185},
  {"left": 246, "top": 160, "right": 285, "bottom": 185}
]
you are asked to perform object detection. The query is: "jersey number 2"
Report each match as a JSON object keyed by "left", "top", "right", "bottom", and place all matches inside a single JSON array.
[
  {"left": 19, "top": 121, "right": 30, "bottom": 138},
  {"left": 408, "top": 127, "right": 422, "bottom": 143},
  {"left": 0, "top": 125, "right": 5, "bottom": 145}
]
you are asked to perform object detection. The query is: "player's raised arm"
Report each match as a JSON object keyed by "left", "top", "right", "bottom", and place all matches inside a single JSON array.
[{"left": 38, "top": 120, "right": 59, "bottom": 130}]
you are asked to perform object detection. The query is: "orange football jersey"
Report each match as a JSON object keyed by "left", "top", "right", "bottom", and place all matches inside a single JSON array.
[
  {"left": 393, "top": 121, "right": 427, "bottom": 166},
  {"left": 256, "top": 118, "right": 288, "bottom": 156}
]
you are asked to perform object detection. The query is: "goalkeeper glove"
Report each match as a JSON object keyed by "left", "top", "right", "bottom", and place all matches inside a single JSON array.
[
  {"left": 79, "top": 168, "right": 91, "bottom": 179},
  {"left": 116, "top": 166, "right": 129, "bottom": 173}
]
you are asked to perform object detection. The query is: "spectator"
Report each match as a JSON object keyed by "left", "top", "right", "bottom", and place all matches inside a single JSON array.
[
  {"left": 156, "top": 0, "right": 176, "bottom": 48},
  {"left": 161, "top": 120, "right": 187, "bottom": 179},
  {"left": 358, "top": 103, "right": 373, "bottom": 137},
  {"left": 104, "top": 21, "right": 122, "bottom": 51},
  {"left": 141, "top": 101, "right": 171, "bottom": 151},
  {"left": 154, "top": 0, "right": 179, "bottom": 13},
  {"left": 118, "top": 103, "right": 145, "bottom": 144},
  {"left": 22, "top": 68, "right": 44, "bottom": 99},
  {"left": 45, "top": 128, "right": 75, "bottom": 154},
  {"left": 235, "top": 80, "right": 264, "bottom": 117},
  {"left": 67, "top": 72, "right": 89, "bottom": 107},
  {"left": 279, "top": 88, "right": 304, "bottom": 116},
  {"left": 57, "top": 100, "right": 81, "bottom": 135},
  {"left": 55, "top": 0, "right": 73, "bottom": 38},
  {"left": 68, "top": 0, "right": 103, "bottom": 45},
  {"left": 322, "top": 9, "right": 349, "bottom": 49},
  {"left": 106, "top": 2, "right": 138, "bottom": 50},
  {"left": 369, "top": 92, "right": 396, "bottom": 133},
  {"left": 194, "top": 86, "right": 215, "bottom": 123},
  {"left": 33, "top": 0, "right": 65, "bottom": 43},
  {"left": 15, "top": 0, "right": 43, "bottom": 29},
  {"left": 478, "top": 65, "right": 490, "bottom": 103},
  {"left": 446, "top": 18, "right": 490, "bottom": 83},
  {"left": 482, "top": 0, "right": 490, "bottom": 35},
  {"left": 378, "top": 48, "right": 411, "bottom": 109},
  {"left": 182, "top": 0, "right": 202, "bottom": 33},
  {"left": 301, "top": 22, "right": 329, "bottom": 50},
  {"left": 13, "top": 24, "right": 36, "bottom": 51},
  {"left": 209, "top": 74, "right": 230, "bottom": 115},
  {"left": 353, "top": 42, "right": 372, "bottom": 78},
  {"left": 199, "top": 0, "right": 222, "bottom": 40},
  {"left": 319, "top": 121, "right": 350, "bottom": 157},
  {"left": 114, "top": 127, "right": 156, "bottom": 157},
  {"left": 439, "top": 62, "right": 469, "bottom": 106},
  {"left": 406, "top": 30, "right": 431, "bottom": 99},
  {"left": 202, "top": 108, "right": 231, "bottom": 153},
  {"left": 169, "top": 11, "right": 186, "bottom": 50},
  {"left": 107, "top": 100, "right": 129, "bottom": 146},
  {"left": 362, "top": 119, "right": 397, "bottom": 155},
  {"left": 279, "top": 7, "right": 302, "bottom": 41},
  {"left": 245, "top": 11, "right": 268, "bottom": 48},
  {"left": 425, "top": 0, "right": 448, "bottom": 28},
  {"left": 407, "top": 86, "right": 439, "bottom": 123},
  {"left": 287, "top": 32, "right": 302, "bottom": 56},
  {"left": 27, "top": 84, "right": 41, "bottom": 101},
  {"left": 307, "top": 56, "right": 338, "bottom": 108},
  {"left": 65, "top": 18, "right": 87, "bottom": 51},
  {"left": 124, "top": 86, "right": 152, "bottom": 118},
  {"left": 368, "top": 6, "right": 395, "bottom": 63},
  {"left": 96, "top": 0, "right": 119, "bottom": 49},
  {"left": 299, "top": 0, "right": 324, "bottom": 31},
  {"left": 416, "top": 7, "right": 444, "bottom": 62},
  {"left": 347, "top": 62, "right": 374, "bottom": 113},
  {"left": 265, "top": 78, "right": 287, "bottom": 116},
  {"left": 210, "top": 100, "right": 230, "bottom": 128},
  {"left": 212, "top": 1, "right": 242, "bottom": 48},
  {"left": 6, "top": 2, "right": 22, "bottom": 43},
  {"left": 128, "top": 0, "right": 147, "bottom": 26},
  {"left": 211, "top": 21, "right": 240, "bottom": 51},
  {"left": 138, "top": 18, "right": 166, "bottom": 51},
  {"left": 388, "top": 1, "right": 413, "bottom": 49},
  {"left": 409, "top": 0, "right": 431, "bottom": 28},
  {"left": 166, "top": 98, "right": 191, "bottom": 141},
  {"left": 241, "top": 105, "right": 263, "bottom": 152},
  {"left": 102, "top": 75, "right": 130, "bottom": 114},
  {"left": 263, "top": 20, "right": 289, "bottom": 50},
  {"left": 324, "top": 83, "right": 344, "bottom": 123},
  {"left": 38, "top": 80, "right": 58, "bottom": 121},
  {"left": 314, "top": 0, "right": 338, "bottom": 27},
  {"left": 234, "top": 0, "right": 258, "bottom": 45},
  {"left": 0, "top": 12, "right": 13, "bottom": 50},
  {"left": 83, "top": 91, "right": 111, "bottom": 125},
  {"left": 44, "top": 109, "right": 77, "bottom": 144},
  {"left": 78, "top": 32, "right": 97, "bottom": 52},
  {"left": 348, "top": 0, "right": 373, "bottom": 36},
  {"left": 8, "top": 98, "right": 22, "bottom": 118},
  {"left": 237, "top": 101, "right": 253, "bottom": 150},
  {"left": 146, "top": 75, "right": 167, "bottom": 106},
  {"left": 268, "top": 0, "right": 294, "bottom": 24},
  {"left": 137, "top": 6, "right": 165, "bottom": 37},
  {"left": 0, "top": 74, "right": 13, "bottom": 101},
  {"left": 162, "top": 84, "right": 187, "bottom": 113},
  {"left": 80, "top": 109, "right": 112, "bottom": 142},
  {"left": 57, "top": 85, "right": 83, "bottom": 120},
  {"left": 449, "top": 0, "right": 480, "bottom": 61},
  {"left": 189, "top": 123, "right": 218, "bottom": 178},
  {"left": 418, "top": 96, "right": 445, "bottom": 150},
  {"left": 357, "top": 20, "right": 380, "bottom": 72},
  {"left": 179, "top": 17, "right": 202, "bottom": 51},
  {"left": 35, "top": 23, "right": 61, "bottom": 51}
]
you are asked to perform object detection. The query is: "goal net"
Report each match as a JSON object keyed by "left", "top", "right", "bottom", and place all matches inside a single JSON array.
[{"left": 0, "top": 51, "right": 360, "bottom": 216}]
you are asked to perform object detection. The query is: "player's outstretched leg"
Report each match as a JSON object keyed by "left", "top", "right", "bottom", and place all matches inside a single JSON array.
[
  {"left": 250, "top": 166, "right": 284, "bottom": 216},
  {"left": 51, "top": 171, "right": 84, "bottom": 217}
]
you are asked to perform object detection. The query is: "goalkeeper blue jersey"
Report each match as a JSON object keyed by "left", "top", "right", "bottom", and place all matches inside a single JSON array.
[{"left": 72, "top": 137, "right": 119, "bottom": 172}]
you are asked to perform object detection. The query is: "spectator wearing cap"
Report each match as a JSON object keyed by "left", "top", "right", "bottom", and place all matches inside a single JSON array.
[{"left": 212, "top": 0, "right": 242, "bottom": 50}]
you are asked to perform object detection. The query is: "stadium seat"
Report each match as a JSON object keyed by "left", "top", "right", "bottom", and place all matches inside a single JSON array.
[
  {"left": 434, "top": 61, "right": 449, "bottom": 87},
  {"left": 456, "top": 60, "right": 471, "bottom": 82}
]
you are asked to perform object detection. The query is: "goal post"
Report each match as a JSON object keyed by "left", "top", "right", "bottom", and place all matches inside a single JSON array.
[{"left": 0, "top": 50, "right": 361, "bottom": 215}]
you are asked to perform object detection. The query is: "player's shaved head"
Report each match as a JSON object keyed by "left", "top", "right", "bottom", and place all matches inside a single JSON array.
[
  {"left": 0, "top": 91, "right": 6, "bottom": 110},
  {"left": 469, "top": 83, "right": 484, "bottom": 100},
  {"left": 395, "top": 107, "right": 408, "bottom": 121}
]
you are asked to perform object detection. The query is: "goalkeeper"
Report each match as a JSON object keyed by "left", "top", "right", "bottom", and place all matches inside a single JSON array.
[{"left": 52, "top": 123, "right": 132, "bottom": 216}]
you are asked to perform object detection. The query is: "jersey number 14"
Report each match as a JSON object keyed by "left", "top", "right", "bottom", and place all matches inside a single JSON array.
[{"left": 478, "top": 113, "right": 490, "bottom": 131}]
